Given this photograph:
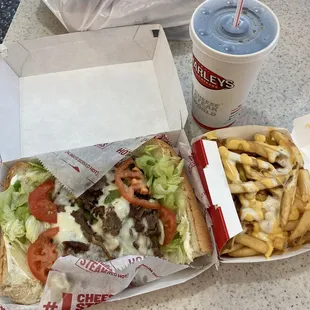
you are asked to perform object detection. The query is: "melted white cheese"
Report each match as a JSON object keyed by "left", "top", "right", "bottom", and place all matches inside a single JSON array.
[
  {"left": 158, "top": 219, "right": 165, "bottom": 246},
  {"left": 112, "top": 197, "right": 130, "bottom": 221},
  {"left": 92, "top": 218, "right": 103, "bottom": 235},
  {"left": 118, "top": 218, "right": 153, "bottom": 256},
  {"left": 104, "top": 234, "right": 120, "bottom": 251},
  {"left": 52, "top": 206, "right": 88, "bottom": 244},
  {"left": 259, "top": 196, "right": 280, "bottom": 234}
]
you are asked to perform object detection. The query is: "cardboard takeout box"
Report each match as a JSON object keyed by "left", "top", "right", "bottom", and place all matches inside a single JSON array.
[
  {"left": 191, "top": 120, "right": 310, "bottom": 263},
  {"left": 0, "top": 25, "right": 216, "bottom": 308}
]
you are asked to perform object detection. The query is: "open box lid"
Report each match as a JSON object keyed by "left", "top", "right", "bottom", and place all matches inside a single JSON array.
[{"left": 0, "top": 24, "right": 188, "bottom": 162}]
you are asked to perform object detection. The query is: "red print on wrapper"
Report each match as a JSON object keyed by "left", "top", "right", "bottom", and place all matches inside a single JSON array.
[
  {"left": 65, "top": 151, "right": 99, "bottom": 176},
  {"left": 154, "top": 133, "right": 172, "bottom": 146},
  {"left": 192, "top": 55, "right": 235, "bottom": 90},
  {"left": 75, "top": 293, "right": 113, "bottom": 309},
  {"left": 192, "top": 139, "right": 229, "bottom": 252},
  {"left": 42, "top": 293, "right": 114, "bottom": 310},
  {"left": 116, "top": 148, "right": 131, "bottom": 156},
  {"left": 95, "top": 143, "right": 111, "bottom": 150},
  {"left": 75, "top": 258, "right": 128, "bottom": 279}
]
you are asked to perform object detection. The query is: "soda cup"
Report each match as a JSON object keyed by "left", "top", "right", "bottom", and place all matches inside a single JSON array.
[{"left": 190, "top": 0, "right": 280, "bottom": 129}]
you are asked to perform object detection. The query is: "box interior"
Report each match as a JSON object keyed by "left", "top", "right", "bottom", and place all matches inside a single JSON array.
[{"left": 0, "top": 25, "right": 188, "bottom": 162}]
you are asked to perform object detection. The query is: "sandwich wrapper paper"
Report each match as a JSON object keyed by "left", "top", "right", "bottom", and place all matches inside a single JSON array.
[{"left": 36, "top": 135, "right": 154, "bottom": 196}]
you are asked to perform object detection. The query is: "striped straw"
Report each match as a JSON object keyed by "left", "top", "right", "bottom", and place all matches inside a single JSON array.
[{"left": 233, "top": 0, "right": 245, "bottom": 27}]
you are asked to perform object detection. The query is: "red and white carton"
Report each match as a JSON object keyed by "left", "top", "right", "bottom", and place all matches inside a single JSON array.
[
  {"left": 191, "top": 120, "right": 310, "bottom": 263},
  {"left": 0, "top": 25, "right": 216, "bottom": 309}
]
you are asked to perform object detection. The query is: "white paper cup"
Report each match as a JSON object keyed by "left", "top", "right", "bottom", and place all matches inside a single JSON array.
[{"left": 190, "top": 0, "right": 280, "bottom": 130}]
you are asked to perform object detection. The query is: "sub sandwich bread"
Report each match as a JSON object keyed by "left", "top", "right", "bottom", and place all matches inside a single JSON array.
[{"left": 0, "top": 139, "right": 212, "bottom": 305}]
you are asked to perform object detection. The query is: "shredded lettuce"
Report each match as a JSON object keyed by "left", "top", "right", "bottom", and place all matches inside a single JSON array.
[
  {"left": 161, "top": 216, "right": 192, "bottom": 264},
  {"left": 135, "top": 144, "right": 193, "bottom": 264},
  {"left": 15, "top": 204, "right": 30, "bottom": 221},
  {"left": 3, "top": 218, "right": 26, "bottom": 242},
  {"left": 161, "top": 237, "right": 187, "bottom": 264},
  {"left": 25, "top": 215, "right": 51, "bottom": 243},
  {"left": 135, "top": 149, "right": 184, "bottom": 210},
  {"left": 6, "top": 237, "right": 34, "bottom": 279},
  {"left": 0, "top": 163, "right": 52, "bottom": 255}
]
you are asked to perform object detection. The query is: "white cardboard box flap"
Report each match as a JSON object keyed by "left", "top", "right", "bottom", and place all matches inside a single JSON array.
[{"left": 0, "top": 24, "right": 188, "bottom": 162}]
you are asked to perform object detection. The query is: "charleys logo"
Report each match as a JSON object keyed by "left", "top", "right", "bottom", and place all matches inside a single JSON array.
[{"left": 193, "top": 55, "right": 235, "bottom": 90}]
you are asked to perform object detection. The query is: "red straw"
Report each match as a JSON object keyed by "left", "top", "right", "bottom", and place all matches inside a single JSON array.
[{"left": 233, "top": 0, "right": 244, "bottom": 27}]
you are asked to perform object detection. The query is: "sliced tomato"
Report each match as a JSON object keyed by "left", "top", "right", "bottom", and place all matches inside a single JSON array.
[
  {"left": 27, "top": 227, "right": 59, "bottom": 283},
  {"left": 160, "top": 207, "right": 177, "bottom": 246},
  {"left": 115, "top": 158, "right": 160, "bottom": 210},
  {"left": 28, "top": 180, "right": 57, "bottom": 223}
]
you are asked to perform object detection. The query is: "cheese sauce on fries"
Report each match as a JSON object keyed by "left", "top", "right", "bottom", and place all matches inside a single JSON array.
[{"left": 205, "top": 129, "right": 310, "bottom": 258}]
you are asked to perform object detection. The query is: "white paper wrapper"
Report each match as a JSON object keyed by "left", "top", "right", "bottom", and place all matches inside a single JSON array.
[
  {"left": 0, "top": 132, "right": 211, "bottom": 309},
  {"left": 179, "top": 143, "right": 209, "bottom": 208},
  {"left": 39, "top": 255, "right": 188, "bottom": 309},
  {"left": 37, "top": 135, "right": 155, "bottom": 197}
]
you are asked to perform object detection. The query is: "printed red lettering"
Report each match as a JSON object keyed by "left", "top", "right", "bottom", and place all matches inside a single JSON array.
[
  {"left": 84, "top": 260, "right": 92, "bottom": 269},
  {"left": 85, "top": 294, "right": 93, "bottom": 303},
  {"left": 116, "top": 148, "right": 130, "bottom": 156},
  {"left": 128, "top": 256, "right": 143, "bottom": 265},
  {"left": 78, "top": 259, "right": 86, "bottom": 266},
  {"left": 94, "top": 294, "right": 101, "bottom": 303},
  {"left": 94, "top": 264, "right": 102, "bottom": 273},
  {"left": 192, "top": 55, "right": 235, "bottom": 90},
  {"left": 102, "top": 294, "right": 113, "bottom": 301},
  {"left": 77, "top": 294, "right": 85, "bottom": 302},
  {"left": 76, "top": 304, "right": 85, "bottom": 310},
  {"left": 188, "top": 162, "right": 196, "bottom": 174},
  {"left": 89, "top": 261, "right": 98, "bottom": 271}
]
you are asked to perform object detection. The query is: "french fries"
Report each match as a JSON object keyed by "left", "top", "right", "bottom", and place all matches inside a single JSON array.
[
  {"left": 229, "top": 175, "right": 289, "bottom": 194},
  {"left": 206, "top": 129, "right": 310, "bottom": 258},
  {"left": 273, "top": 237, "right": 285, "bottom": 251},
  {"left": 221, "top": 243, "right": 243, "bottom": 254},
  {"left": 284, "top": 220, "right": 298, "bottom": 231},
  {"left": 293, "top": 194, "right": 307, "bottom": 213},
  {"left": 228, "top": 247, "right": 260, "bottom": 257},
  {"left": 289, "top": 208, "right": 310, "bottom": 240},
  {"left": 297, "top": 169, "right": 310, "bottom": 202},
  {"left": 280, "top": 167, "right": 299, "bottom": 227}
]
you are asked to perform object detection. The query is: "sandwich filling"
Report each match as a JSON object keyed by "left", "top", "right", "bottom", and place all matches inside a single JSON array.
[{"left": 0, "top": 142, "right": 195, "bottom": 287}]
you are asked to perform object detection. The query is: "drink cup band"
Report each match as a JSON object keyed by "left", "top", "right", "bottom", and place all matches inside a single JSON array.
[{"left": 192, "top": 113, "right": 235, "bottom": 130}]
